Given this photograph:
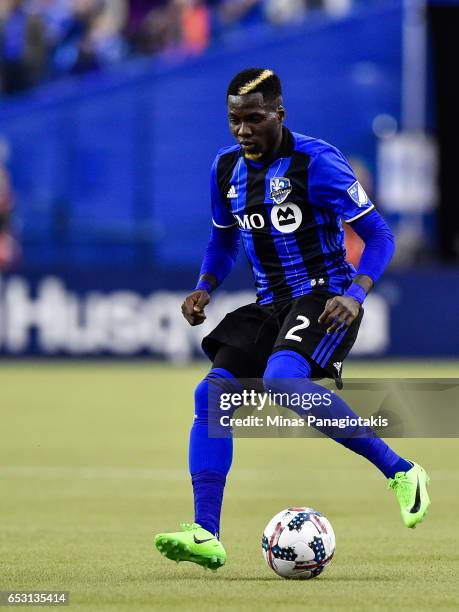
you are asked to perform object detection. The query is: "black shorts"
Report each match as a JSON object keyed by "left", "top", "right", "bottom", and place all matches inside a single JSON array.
[{"left": 202, "top": 292, "right": 363, "bottom": 385}]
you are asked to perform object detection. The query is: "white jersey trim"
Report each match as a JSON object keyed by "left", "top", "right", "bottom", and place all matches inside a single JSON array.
[
  {"left": 346, "top": 204, "right": 375, "bottom": 224},
  {"left": 212, "top": 218, "right": 238, "bottom": 228}
]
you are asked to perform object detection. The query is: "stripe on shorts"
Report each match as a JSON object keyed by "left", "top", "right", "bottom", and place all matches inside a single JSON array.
[
  {"left": 318, "top": 327, "right": 348, "bottom": 367},
  {"left": 312, "top": 330, "right": 340, "bottom": 362}
]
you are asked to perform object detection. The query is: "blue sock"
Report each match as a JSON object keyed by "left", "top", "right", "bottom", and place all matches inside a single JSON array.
[
  {"left": 264, "top": 351, "right": 412, "bottom": 479},
  {"left": 189, "top": 368, "right": 235, "bottom": 537}
]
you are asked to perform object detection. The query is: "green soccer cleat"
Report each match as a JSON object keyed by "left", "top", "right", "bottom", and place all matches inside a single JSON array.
[
  {"left": 388, "top": 462, "right": 430, "bottom": 528},
  {"left": 154, "top": 523, "right": 227, "bottom": 570}
]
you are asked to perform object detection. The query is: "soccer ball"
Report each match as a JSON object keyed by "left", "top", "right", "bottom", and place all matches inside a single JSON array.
[{"left": 262, "top": 507, "right": 336, "bottom": 579}]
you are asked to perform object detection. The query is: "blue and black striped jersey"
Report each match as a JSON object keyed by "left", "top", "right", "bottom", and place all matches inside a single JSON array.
[{"left": 210, "top": 127, "right": 374, "bottom": 305}]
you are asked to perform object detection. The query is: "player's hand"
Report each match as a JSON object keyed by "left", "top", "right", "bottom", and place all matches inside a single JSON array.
[
  {"left": 318, "top": 296, "right": 360, "bottom": 334},
  {"left": 181, "top": 290, "right": 210, "bottom": 326}
]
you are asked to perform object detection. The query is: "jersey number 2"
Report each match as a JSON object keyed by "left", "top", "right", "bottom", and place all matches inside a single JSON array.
[{"left": 285, "top": 315, "right": 310, "bottom": 342}]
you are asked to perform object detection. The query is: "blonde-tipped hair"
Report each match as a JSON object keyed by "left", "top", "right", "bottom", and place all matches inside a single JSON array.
[{"left": 237, "top": 69, "right": 274, "bottom": 96}]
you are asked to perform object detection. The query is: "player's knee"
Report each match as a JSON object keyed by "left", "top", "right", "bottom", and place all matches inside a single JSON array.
[
  {"left": 263, "top": 350, "right": 312, "bottom": 393},
  {"left": 194, "top": 368, "right": 236, "bottom": 420},
  {"left": 194, "top": 377, "right": 209, "bottom": 419}
]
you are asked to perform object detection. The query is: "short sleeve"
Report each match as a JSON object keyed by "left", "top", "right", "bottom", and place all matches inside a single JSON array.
[
  {"left": 210, "top": 156, "right": 237, "bottom": 228},
  {"left": 308, "top": 147, "right": 374, "bottom": 222}
]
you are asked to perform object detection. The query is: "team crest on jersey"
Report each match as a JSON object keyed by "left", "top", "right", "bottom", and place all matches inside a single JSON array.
[
  {"left": 270, "top": 177, "right": 292, "bottom": 204},
  {"left": 347, "top": 181, "right": 369, "bottom": 207}
]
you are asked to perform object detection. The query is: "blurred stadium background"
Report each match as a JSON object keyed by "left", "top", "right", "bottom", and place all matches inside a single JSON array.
[
  {"left": 0, "top": 0, "right": 458, "bottom": 361},
  {"left": 1, "top": 1, "right": 458, "bottom": 609}
]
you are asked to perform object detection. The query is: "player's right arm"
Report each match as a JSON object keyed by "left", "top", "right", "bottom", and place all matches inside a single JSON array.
[{"left": 181, "top": 155, "right": 240, "bottom": 326}]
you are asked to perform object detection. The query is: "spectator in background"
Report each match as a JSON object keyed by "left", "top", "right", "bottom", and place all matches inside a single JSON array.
[
  {"left": 133, "top": 1, "right": 181, "bottom": 55},
  {"left": 50, "top": 0, "right": 98, "bottom": 74},
  {"left": 0, "top": 0, "right": 47, "bottom": 94},
  {"left": 53, "top": 0, "right": 127, "bottom": 74},
  {"left": 179, "top": 0, "right": 209, "bottom": 55},
  {"left": 73, "top": 0, "right": 127, "bottom": 72},
  {"left": 134, "top": 0, "right": 209, "bottom": 57},
  {"left": 0, "top": 0, "right": 357, "bottom": 96},
  {"left": 127, "top": 0, "right": 157, "bottom": 32},
  {"left": 28, "top": 0, "right": 73, "bottom": 49}
]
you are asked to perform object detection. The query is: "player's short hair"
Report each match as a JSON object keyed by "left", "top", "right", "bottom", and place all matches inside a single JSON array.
[{"left": 226, "top": 68, "right": 282, "bottom": 103}]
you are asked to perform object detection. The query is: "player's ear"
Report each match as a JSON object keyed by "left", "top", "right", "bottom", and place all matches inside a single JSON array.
[{"left": 277, "top": 104, "right": 285, "bottom": 122}]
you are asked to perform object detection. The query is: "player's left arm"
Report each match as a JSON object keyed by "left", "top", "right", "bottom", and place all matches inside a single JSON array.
[{"left": 309, "top": 146, "right": 395, "bottom": 333}]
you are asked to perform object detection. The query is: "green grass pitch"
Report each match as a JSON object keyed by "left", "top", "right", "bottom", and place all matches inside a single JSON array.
[{"left": 1, "top": 361, "right": 459, "bottom": 611}]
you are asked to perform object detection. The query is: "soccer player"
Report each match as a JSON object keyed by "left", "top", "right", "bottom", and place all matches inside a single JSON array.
[{"left": 154, "top": 68, "right": 430, "bottom": 570}]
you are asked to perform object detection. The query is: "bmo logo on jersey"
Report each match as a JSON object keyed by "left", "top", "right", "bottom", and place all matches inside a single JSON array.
[
  {"left": 233, "top": 203, "right": 302, "bottom": 232},
  {"left": 234, "top": 212, "right": 265, "bottom": 229},
  {"left": 271, "top": 203, "right": 302, "bottom": 233}
]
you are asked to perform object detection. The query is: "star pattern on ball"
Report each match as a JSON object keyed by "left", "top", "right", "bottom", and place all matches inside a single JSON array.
[
  {"left": 261, "top": 535, "right": 269, "bottom": 552},
  {"left": 287, "top": 512, "right": 311, "bottom": 531},
  {"left": 271, "top": 545, "right": 297, "bottom": 561},
  {"left": 308, "top": 536, "right": 327, "bottom": 563}
]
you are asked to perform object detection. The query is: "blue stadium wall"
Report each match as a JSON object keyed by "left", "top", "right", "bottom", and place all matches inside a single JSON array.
[
  {"left": 0, "top": 1, "right": 402, "bottom": 268},
  {"left": 1, "top": 1, "right": 457, "bottom": 358}
]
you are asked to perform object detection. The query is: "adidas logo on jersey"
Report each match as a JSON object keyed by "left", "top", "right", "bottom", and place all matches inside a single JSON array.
[{"left": 227, "top": 185, "right": 238, "bottom": 199}]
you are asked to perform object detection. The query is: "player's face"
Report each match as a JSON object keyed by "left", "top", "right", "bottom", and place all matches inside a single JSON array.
[{"left": 227, "top": 93, "right": 284, "bottom": 160}]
